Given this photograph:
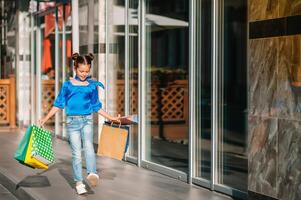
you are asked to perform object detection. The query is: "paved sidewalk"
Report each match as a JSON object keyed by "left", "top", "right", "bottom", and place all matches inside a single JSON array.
[
  {"left": 0, "top": 129, "right": 233, "bottom": 200},
  {"left": 0, "top": 184, "right": 18, "bottom": 200}
]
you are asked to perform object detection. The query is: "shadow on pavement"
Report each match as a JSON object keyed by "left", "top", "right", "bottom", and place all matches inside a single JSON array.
[{"left": 16, "top": 175, "right": 50, "bottom": 189}]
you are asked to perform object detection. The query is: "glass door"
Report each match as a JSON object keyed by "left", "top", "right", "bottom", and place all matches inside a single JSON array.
[
  {"left": 38, "top": 11, "right": 57, "bottom": 133},
  {"left": 56, "top": 4, "right": 72, "bottom": 139},
  {"left": 143, "top": 0, "right": 189, "bottom": 179},
  {"left": 126, "top": 0, "right": 139, "bottom": 159},
  {"left": 106, "top": 0, "right": 126, "bottom": 119},
  {"left": 217, "top": 0, "right": 248, "bottom": 193},
  {"left": 194, "top": 0, "right": 212, "bottom": 186},
  {"left": 78, "top": 0, "right": 100, "bottom": 144},
  {"left": 193, "top": 0, "right": 247, "bottom": 198},
  {"left": 33, "top": 3, "right": 72, "bottom": 138}
]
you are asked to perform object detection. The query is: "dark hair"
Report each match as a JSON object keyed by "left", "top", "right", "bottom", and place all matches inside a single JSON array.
[{"left": 71, "top": 53, "right": 94, "bottom": 69}]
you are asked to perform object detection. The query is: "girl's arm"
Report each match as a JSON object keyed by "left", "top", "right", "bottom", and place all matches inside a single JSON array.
[
  {"left": 38, "top": 106, "right": 61, "bottom": 126},
  {"left": 98, "top": 109, "right": 120, "bottom": 122}
]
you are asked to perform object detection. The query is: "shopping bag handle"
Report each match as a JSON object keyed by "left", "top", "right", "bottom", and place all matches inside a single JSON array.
[
  {"left": 33, "top": 123, "right": 44, "bottom": 129},
  {"left": 32, "top": 124, "right": 54, "bottom": 137},
  {"left": 110, "top": 121, "right": 121, "bottom": 128}
]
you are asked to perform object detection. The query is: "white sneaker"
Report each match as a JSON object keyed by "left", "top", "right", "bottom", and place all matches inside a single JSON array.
[
  {"left": 87, "top": 173, "right": 99, "bottom": 187},
  {"left": 75, "top": 183, "right": 87, "bottom": 195}
]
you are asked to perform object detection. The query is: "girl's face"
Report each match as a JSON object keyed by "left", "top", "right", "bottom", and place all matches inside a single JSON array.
[{"left": 76, "top": 64, "right": 91, "bottom": 81}]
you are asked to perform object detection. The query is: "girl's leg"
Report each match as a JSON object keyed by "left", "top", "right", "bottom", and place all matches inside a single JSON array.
[
  {"left": 82, "top": 118, "right": 97, "bottom": 174},
  {"left": 67, "top": 121, "right": 84, "bottom": 182}
]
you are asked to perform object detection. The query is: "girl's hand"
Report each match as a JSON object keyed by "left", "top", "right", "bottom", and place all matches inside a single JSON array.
[
  {"left": 37, "top": 106, "right": 60, "bottom": 126},
  {"left": 110, "top": 114, "right": 121, "bottom": 123},
  {"left": 38, "top": 118, "right": 47, "bottom": 126}
]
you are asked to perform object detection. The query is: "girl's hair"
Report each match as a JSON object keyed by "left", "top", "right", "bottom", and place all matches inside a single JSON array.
[{"left": 71, "top": 53, "right": 94, "bottom": 69}]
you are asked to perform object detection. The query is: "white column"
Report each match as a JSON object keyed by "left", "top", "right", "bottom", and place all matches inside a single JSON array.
[
  {"left": 98, "top": 0, "right": 106, "bottom": 140},
  {"left": 17, "top": 12, "right": 31, "bottom": 126},
  {"left": 72, "top": 0, "right": 79, "bottom": 53}
]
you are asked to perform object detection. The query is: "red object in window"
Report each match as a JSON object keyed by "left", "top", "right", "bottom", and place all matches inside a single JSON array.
[
  {"left": 44, "top": 4, "right": 71, "bottom": 37},
  {"left": 67, "top": 39, "right": 72, "bottom": 57},
  {"left": 42, "top": 39, "right": 52, "bottom": 73},
  {"left": 44, "top": 14, "right": 55, "bottom": 38}
]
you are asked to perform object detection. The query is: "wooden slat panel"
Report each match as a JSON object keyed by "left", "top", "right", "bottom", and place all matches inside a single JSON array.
[
  {"left": 41, "top": 80, "right": 55, "bottom": 124},
  {"left": 116, "top": 80, "right": 188, "bottom": 123}
]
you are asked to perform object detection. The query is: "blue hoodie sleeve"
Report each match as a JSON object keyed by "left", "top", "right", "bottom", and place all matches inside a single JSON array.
[{"left": 53, "top": 81, "right": 69, "bottom": 109}]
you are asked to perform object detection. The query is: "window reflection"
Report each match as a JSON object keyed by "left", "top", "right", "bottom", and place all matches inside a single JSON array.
[
  {"left": 196, "top": 0, "right": 212, "bottom": 180},
  {"left": 78, "top": 0, "right": 100, "bottom": 144},
  {"left": 128, "top": 0, "right": 139, "bottom": 157},
  {"left": 219, "top": 0, "right": 248, "bottom": 191},
  {"left": 145, "top": 0, "right": 189, "bottom": 173}
]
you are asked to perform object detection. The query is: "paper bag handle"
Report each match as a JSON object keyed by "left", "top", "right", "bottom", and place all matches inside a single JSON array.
[{"left": 110, "top": 121, "right": 121, "bottom": 128}]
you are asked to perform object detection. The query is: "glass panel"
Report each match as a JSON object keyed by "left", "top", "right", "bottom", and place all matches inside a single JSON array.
[
  {"left": 58, "top": 4, "right": 73, "bottom": 138},
  {"left": 78, "top": 0, "right": 100, "bottom": 144},
  {"left": 145, "top": 0, "right": 189, "bottom": 173},
  {"left": 64, "top": 4, "right": 73, "bottom": 79},
  {"left": 107, "top": 0, "right": 125, "bottom": 117},
  {"left": 3, "top": 1, "right": 16, "bottom": 79},
  {"left": 218, "top": 0, "right": 248, "bottom": 191},
  {"left": 57, "top": 6, "right": 64, "bottom": 138},
  {"left": 31, "top": 27, "right": 37, "bottom": 124},
  {"left": 79, "top": 0, "right": 89, "bottom": 52},
  {"left": 40, "top": 12, "right": 56, "bottom": 133},
  {"left": 92, "top": 0, "right": 100, "bottom": 145},
  {"left": 128, "top": 0, "right": 139, "bottom": 157},
  {"left": 195, "top": 0, "right": 212, "bottom": 180}
]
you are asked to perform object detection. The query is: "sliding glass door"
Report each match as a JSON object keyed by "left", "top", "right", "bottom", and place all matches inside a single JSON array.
[
  {"left": 78, "top": 0, "right": 100, "bottom": 144},
  {"left": 31, "top": 3, "right": 72, "bottom": 138},
  {"left": 217, "top": 0, "right": 248, "bottom": 192},
  {"left": 143, "top": 0, "right": 189, "bottom": 177},
  {"left": 194, "top": 0, "right": 212, "bottom": 183},
  {"left": 127, "top": 0, "right": 139, "bottom": 159},
  {"left": 193, "top": 0, "right": 247, "bottom": 198}
]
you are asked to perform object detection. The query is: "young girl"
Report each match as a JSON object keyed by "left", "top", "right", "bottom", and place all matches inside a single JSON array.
[{"left": 39, "top": 53, "right": 120, "bottom": 195}]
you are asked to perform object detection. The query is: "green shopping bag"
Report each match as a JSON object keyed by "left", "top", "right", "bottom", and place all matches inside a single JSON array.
[
  {"left": 24, "top": 132, "right": 48, "bottom": 169},
  {"left": 14, "top": 126, "right": 35, "bottom": 168},
  {"left": 30, "top": 126, "right": 55, "bottom": 165},
  {"left": 14, "top": 125, "right": 54, "bottom": 168}
]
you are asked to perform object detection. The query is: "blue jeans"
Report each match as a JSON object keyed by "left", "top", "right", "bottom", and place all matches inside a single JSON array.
[{"left": 66, "top": 115, "right": 97, "bottom": 182}]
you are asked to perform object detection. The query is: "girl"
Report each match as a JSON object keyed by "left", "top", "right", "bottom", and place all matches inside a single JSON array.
[{"left": 39, "top": 53, "right": 120, "bottom": 195}]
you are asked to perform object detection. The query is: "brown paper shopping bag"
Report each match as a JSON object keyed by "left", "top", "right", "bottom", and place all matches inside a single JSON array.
[{"left": 97, "top": 123, "right": 128, "bottom": 160}]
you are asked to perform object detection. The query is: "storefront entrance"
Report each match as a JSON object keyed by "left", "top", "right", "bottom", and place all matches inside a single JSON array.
[{"left": 30, "top": 2, "right": 72, "bottom": 139}]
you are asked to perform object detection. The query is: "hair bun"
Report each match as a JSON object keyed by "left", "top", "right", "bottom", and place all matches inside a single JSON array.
[
  {"left": 86, "top": 53, "right": 94, "bottom": 61},
  {"left": 72, "top": 53, "right": 80, "bottom": 61}
]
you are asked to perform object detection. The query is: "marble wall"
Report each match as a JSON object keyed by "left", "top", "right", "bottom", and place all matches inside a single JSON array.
[
  {"left": 249, "top": 0, "right": 301, "bottom": 22},
  {"left": 248, "top": 1, "right": 301, "bottom": 199}
]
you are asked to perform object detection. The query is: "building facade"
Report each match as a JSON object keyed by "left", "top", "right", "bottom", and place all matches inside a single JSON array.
[{"left": 9, "top": 0, "right": 301, "bottom": 200}]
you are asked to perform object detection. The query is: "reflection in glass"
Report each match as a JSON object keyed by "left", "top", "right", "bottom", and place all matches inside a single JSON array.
[
  {"left": 61, "top": 4, "right": 73, "bottom": 138},
  {"left": 219, "top": 0, "right": 248, "bottom": 191},
  {"left": 128, "top": 0, "right": 139, "bottom": 157},
  {"left": 78, "top": 0, "right": 100, "bottom": 144},
  {"left": 79, "top": 0, "right": 89, "bottom": 51},
  {"left": 145, "top": 0, "right": 189, "bottom": 173},
  {"left": 195, "top": 0, "right": 212, "bottom": 180},
  {"left": 107, "top": 0, "right": 125, "bottom": 117},
  {"left": 40, "top": 12, "right": 56, "bottom": 133},
  {"left": 57, "top": 6, "right": 64, "bottom": 138}
]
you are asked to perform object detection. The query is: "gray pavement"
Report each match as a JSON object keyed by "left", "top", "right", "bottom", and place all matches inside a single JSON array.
[
  {"left": 0, "top": 184, "right": 18, "bottom": 200},
  {"left": 0, "top": 128, "right": 233, "bottom": 200}
]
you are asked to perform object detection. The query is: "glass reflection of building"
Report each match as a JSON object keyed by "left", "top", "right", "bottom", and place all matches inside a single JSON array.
[{"left": 24, "top": 0, "right": 248, "bottom": 199}]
